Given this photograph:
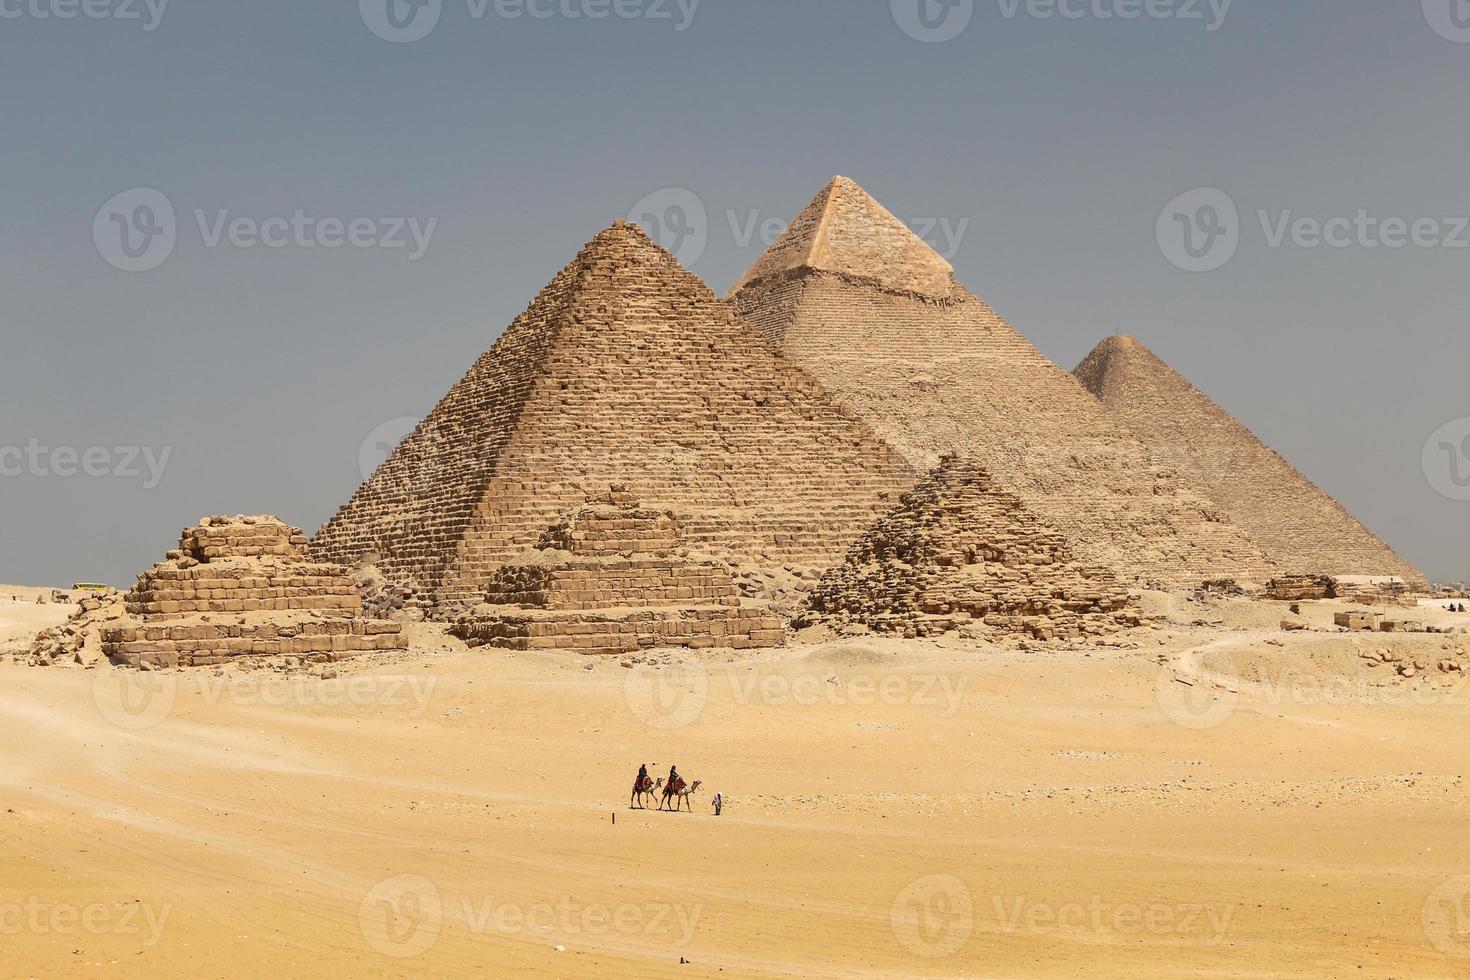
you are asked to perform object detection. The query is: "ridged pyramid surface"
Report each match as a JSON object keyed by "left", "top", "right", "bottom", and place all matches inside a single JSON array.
[
  {"left": 1074, "top": 335, "right": 1427, "bottom": 588},
  {"left": 729, "top": 178, "right": 1277, "bottom": 590},
  {"left": 314, "top": 221, "right": 917, "bottom": 604}
]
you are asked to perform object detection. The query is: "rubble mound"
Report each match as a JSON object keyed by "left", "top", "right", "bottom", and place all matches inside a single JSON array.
[
  {"left": 99, "top": 515, "right": 406, "bottom": 667},
  {"left": 25, "top": 593, "right": 127, "bottom": 667},
  {"left": 801, "top": 456, "right": 1142, "bottom": 641},
  {"left": 452, "top": 490, "right": 785, "bottom": 656}
]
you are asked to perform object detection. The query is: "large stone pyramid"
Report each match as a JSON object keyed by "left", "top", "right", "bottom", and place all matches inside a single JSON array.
[
  {"left": 804, "top": 455, "right": 1141, "bottom": 640},
  {"left": 729, "top": 176, "right": 1277, "bottom": 590},
  {"left": 313, "top": 221, "right": 917, "bottom": 606},
  {"left": 1074, "top": 335, "right": 1428, "bottom": 589}
]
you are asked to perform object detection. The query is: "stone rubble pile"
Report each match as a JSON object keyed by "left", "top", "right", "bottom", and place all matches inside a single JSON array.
[{"left": 800, "top": 456, "right": 1142, "bottom": 641}]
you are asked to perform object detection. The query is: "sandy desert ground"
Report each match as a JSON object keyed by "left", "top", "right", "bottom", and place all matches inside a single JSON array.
[{"left": 3, "top": 589, "right": 1470, "bottom": 978}]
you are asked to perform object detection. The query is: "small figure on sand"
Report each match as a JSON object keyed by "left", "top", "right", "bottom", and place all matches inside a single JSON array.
[
  {"left": 630, "top": 763, "right": 657, "bottom": 809},
  {"left": 712, "top": 791, "right": 723, "bottom": 817}
]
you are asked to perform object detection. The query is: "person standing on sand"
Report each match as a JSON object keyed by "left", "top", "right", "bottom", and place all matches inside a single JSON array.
[{"left": 712, "top": 792, "right": 723, "bottom": 817}]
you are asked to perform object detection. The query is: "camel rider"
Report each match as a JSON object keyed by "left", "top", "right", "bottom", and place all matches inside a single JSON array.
[
  {"left": 635, "top": 763, "right": 649, "bottom": 791},
  {"left": 669, "top": 765, "right": 683, "bottom": 793}
]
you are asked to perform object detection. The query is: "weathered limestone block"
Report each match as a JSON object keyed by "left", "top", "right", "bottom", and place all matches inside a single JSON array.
[{"left": 100, "top": 516, "right": 405, "bottom": 666}]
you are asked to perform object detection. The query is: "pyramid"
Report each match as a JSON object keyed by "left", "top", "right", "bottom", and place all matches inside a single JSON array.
[
  {"left": 804, "top": 456, "right": 1141, "bottom": 640},
  {"left": 101, "top": 515, "right": 405, "bottom": 667},
  {"left": 452, "top": 489, "right": 785, "bottom": 656},
  {"left": 729, "top": 176, "right": 1278, "bottom": 591},
  {"left": 313, "top": 221, "right": 917, "bottom": 607},
  {"left": 1074, "top": 335, "right": 1428, "bottom": 589}
]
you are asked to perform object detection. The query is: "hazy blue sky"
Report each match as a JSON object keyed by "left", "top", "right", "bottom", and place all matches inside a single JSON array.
[{"left": 2, "top": 0, "right": 1467, "bottom": 586}]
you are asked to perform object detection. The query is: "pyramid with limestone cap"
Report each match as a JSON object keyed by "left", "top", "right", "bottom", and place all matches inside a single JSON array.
[
  {"left": 731, "top": 176, "right": 959, "bottom": 298},
  {"left": 313, "top": 221, "right": 917, "bottom": 609},
  {"left": 729, "top": 177, "right": 1277, "bottom": 591},
  {"left": 1074, "top": 334, "right": 1428, "bottom": 589}
]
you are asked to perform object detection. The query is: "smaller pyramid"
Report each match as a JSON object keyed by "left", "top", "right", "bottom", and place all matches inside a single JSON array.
[
  {"left": 452, "top": 490, "right": 785, "bottom": 656},
  {"left": 802, "top": 457, "right": 1141, "bottom": 640},
  {"left": 1074, "top": 335, "right": 1428, "bottom": 590},
  {"left": 730, "top": 176, "right": 958, "bottom": 298},
  {"left": 101, "top": 515, "right": 405, "bottom": 667}
]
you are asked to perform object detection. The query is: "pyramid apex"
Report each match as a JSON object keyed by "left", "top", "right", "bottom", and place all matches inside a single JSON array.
[{"left": 730, "top": 177, "right": 957, "bottom": 298}]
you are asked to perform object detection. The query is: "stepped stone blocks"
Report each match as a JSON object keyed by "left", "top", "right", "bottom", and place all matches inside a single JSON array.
[
  {"left": 803, "top": 456, "right": 1141, "bottom": 640},
  {"left": 313, "top": 221, "right": 917, "bottom": 608},
  {"left": 452, "top": 492, "right": 785, "bottom": 656},
  {"left": 728, "top": 177, "right": 1278, "bottom": 591},
  {"left": 1073, "top": 335, "right": 1429, "bottom": 590},
  {"left": 101, "top": 515, "right": 405, "bottom": 667}
]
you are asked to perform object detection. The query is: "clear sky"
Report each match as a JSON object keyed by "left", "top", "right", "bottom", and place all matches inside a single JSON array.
[{"left": 2, "top": 0, "right": 1466, "bottom": 586}]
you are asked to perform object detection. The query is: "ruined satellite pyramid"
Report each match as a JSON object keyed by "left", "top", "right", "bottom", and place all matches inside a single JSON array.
[
  {"left": 805, "top": 456, "right": 1141, "bottom": 640},
  {"left": 313, "top": 221, "right": 917, "bottom": 606},
  {"left": 452, "top": 489, "right": 785, "bottom": 655},
  {"left": 102, "top": 515, "right": 405, "bottom": 667},
  {"left": 729, "top": 176, "right": 1277, "bottom": 590},
  {"left": 1074, "top": 335, "right": 1428, "bottom": 589}
]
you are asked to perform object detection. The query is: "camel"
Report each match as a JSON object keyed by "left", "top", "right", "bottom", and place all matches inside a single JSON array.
[
  {"left": 630, "top": 776, "right": 663, "bottom": 810},
  {"left": 659, "top": 778, "right": 702, "bottom": 812}
]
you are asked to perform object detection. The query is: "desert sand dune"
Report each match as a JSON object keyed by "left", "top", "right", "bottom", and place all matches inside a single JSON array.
[{"left": 3, "top": 601, "right": 1468, "bottom": 977}]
